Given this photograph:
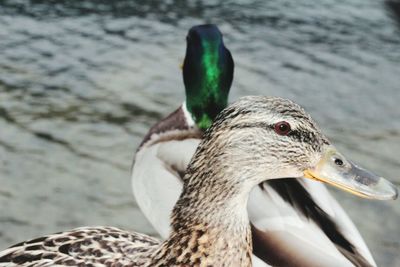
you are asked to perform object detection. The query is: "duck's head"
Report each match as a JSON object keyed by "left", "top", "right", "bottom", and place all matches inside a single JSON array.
[
  {"left": 194, "top": 96, "right": 398, "bottom": 200},
  {"left": 183, "top": 24, "right": 234, "bottom": 130}
]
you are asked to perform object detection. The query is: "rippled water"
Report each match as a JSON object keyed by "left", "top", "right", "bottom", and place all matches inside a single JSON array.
[{"left": 0, "top": 0, "right": 399, "bottom": 265}]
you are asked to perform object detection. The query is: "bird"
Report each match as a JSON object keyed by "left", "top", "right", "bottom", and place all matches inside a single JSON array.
[
  {"left": 132, "top": 24, "right": 395, "bottom": 267},
  {"left": 1, "top": 96, "right": 397, "bottom": 266}
]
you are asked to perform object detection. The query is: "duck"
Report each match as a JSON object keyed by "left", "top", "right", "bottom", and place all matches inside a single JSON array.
[
  {"left": 1, "top": 96, "right": 397, "bottom": 266},
  {"left": 132, "top": 24, "right": 233, "bottom": 240},
  {"left": 132, "top": 24, "right": 395, "bottom": 267}
]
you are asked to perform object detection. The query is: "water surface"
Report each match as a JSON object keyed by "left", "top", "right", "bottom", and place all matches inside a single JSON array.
[{"left": 0, "top": 0, "right": 399, "bottom": 266}]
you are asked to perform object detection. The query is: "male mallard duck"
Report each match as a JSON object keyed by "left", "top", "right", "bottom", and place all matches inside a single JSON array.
[
  {"left": 132, "top": 25, "right": 395, "bottom": 267},
  {"left": 1, "top": 96, "right": 397, "bottom": 266},
  {"left": 132, "top": 23, "right": 233, "bottom": 238}
]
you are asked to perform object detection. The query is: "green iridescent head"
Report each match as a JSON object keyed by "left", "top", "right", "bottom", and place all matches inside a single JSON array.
[{"left": 183, "top": 24, "right": 234, "bottom": 130}]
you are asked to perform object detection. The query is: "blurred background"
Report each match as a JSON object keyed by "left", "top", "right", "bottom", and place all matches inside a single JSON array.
[{"left": 0, "top": 0, "right": 399, "bottom": 265}]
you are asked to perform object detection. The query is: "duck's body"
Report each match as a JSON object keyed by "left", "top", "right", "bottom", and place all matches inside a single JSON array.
[
  {"left": 132, "top": 25, "right": 378, "bottom": 267},
  {"left": 132, "top": 106, "right": 376, "bottom": 267},
  {"left": 0, "top": 96, "right": 397, "bottom": 266}
]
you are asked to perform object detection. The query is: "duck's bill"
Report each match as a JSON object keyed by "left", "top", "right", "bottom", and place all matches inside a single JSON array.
[{"left": 303, "top": 147, "right": 398, "bottom": 200}]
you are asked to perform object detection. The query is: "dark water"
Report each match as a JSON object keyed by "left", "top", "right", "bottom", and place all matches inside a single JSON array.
[{"left": 0, "top": 0, "right": 399, "bottom": 265}]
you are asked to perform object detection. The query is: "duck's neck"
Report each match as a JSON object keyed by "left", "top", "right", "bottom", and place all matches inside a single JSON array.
[
  {"left": 183, "top": 38, "right": 233, "bottom": 131},
  {"left": 150, "top": 148, "right": 255, "bottom": 267}
]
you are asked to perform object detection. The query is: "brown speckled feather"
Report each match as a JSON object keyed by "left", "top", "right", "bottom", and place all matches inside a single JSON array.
[{"left": 0, "top": 227, "right": 160, "bottom": 267}]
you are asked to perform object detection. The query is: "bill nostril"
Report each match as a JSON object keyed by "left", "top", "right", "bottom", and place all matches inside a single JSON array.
[{"left": 334, "top": 158, "right": 344, "bottom": 166}]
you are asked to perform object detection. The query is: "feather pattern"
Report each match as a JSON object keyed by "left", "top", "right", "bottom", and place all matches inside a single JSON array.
[{"left": 0, "top": 227, "right": 160, "bottom": 267}]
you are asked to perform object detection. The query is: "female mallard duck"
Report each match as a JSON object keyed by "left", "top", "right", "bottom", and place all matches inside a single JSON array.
[
  {"left": 132, "top": 25, "right": 397, "bottom": 267},
  {"left": 0, "top": 96, "right": 397, "bottom": 266}
]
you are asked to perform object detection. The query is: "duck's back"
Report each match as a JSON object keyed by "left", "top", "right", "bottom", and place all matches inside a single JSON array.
[{"left": 0, "top": 226, "right": 160, "bottom": 267}]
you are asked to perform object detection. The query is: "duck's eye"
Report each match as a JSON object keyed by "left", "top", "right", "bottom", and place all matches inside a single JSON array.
[{"left": 274, "top": 121, "right": 291, "bottom": 135}]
